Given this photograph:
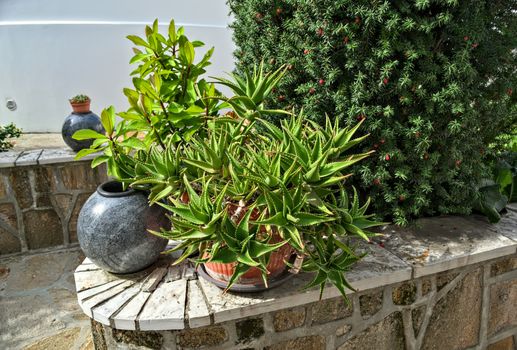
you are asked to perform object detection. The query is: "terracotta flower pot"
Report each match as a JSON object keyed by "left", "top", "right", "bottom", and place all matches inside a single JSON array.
[
  {"left": 203, "top": 242, "right": 293, "bottom": 285},
  {"left": 71, "top": 100, "right": 91, "bottom": 114}
]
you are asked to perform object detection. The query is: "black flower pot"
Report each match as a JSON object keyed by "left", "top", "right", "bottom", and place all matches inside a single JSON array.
[
  {"left": 62, "top": 112, "right": 105, "bottom": 152},
  {"left": 77, "top": 181, "right": 169, "bottom": 274}
]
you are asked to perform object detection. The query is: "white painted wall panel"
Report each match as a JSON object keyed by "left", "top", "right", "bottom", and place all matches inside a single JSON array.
[{"left": 0, "top": 1, "right": 234, "bottom": 132}]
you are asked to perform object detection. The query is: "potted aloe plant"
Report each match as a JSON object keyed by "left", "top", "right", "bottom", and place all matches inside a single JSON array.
[{"left": 74, "top": 19, "right": 383, "bottom": 297}]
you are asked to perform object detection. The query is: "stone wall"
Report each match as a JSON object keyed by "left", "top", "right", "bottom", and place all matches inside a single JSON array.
[
  {"left": 90, "top": 254, "right": 517, "bottom": 350},
  {"left": 0, "top": 149, "right": 107, "bottom": 256}
]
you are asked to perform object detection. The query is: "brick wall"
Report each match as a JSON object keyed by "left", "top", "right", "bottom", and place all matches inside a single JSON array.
[
  {"left": 0, "top": 160, "right": 107, "bottom": 256},
  {"left": 91, "top": 255, "right": 517, "bottom": 350}
]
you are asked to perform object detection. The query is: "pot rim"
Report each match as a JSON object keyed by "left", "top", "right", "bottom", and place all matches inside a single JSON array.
[{"left": 97, "top": 180, "right": 137, "bottom": 198}]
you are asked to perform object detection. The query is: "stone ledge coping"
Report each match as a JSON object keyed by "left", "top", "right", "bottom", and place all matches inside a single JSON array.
[
  {"left": 73, "top": 210, "right": 517, "bottom": 331},
  {"left": 0, "top": 148, "right": 100, "bottom": 167}
]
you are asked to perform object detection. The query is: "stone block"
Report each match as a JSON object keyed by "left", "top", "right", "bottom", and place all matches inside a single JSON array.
[
  {"left": 421, "top": 278, "right": 432, "bottom": 296},
  {"left": 0, "top": 176, "right": 7, "bottom": 199},
  {"left": 236, "top": 318, "right": 265, "bottom": 344},
  {"left": 337, "top": 312, "right": 405, "bottom": 350},
  {"left": 91, "top": 320, "right": 107, "bottom": 350},
  {"left": 359, "top": 290, "right": 383, "bottom": 317},
  {"left": 273, "top": 307, "right": 306, "bottom": 332},
  {"left": 491, "top": 256, "right": 517, "bottom": 277},
  {"left": 0, "top": 229, "right": 21, "bottom": 255},
  {"left": 15, "top": 149, "right": 42, "bottom": 166},
  {"left": 265, "top": 335, "right": 325, "bottom": 350},
  {"left": 52, "top": 194, "right": 73, "bottom": 217},
  {"left": 60, "top": 162, "right": 98, "bottom": 191},
  {"left": 488, "top": 336, "right": 515, "bottom": 350},
  {"left": 0, "top": 202, "right": 17, "bottom": 229},
  {"left": 23, "top": 209, "right": 63, "bottom": 250},
  {"left": 68, "top": 192, "right": 93, "bottom": 242},
  {"left": 488, "top": 279, "right": 517, "bottom": 336},
  {"left": 422, "top": 268, "right": 482, "bottom": 350},
  {"left": 392, "top": 282, "right": 417, "bottom": 305},
  {"left": 436, "top": 271, "right": 459, "bottom": 291},
  {"left": 0, "top": 151, "right": 21, "bottom": 168},
  {"left": 111, "top": 329, "right": 163, "bottom": 350},
  {"left": 412, "top": 305, "right": 426, "bottom": 336},
  {"left": 336, "top": 324, "right": 352, "bottom": 337},
  {"left": 34, "top": 166, "right": 53, "bottom": 193},
  {"left": 9, "top": 168, "right": 33, "bottom": 209},
  {"left": 177, "top": 325, "right": 228, "bottom": 348},
  {"left": 24, "top": 327, "right": 81, "bottom": 350},
  {"left": 312, "top": 297, "right": 352, "bottom": 324}
]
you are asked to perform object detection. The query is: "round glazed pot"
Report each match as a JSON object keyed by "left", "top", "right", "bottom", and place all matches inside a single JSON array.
[
  {"left": 77, "top": 181, "right": 169, "bottom": 274},
  {"left": 62, "top": 111, "right": 105, "bottom": 152}
]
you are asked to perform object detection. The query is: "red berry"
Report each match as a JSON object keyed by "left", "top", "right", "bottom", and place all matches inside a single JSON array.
[
  {"left": 380, "top": 138, "right": 385, "bottom": 144},
  {"left": 373, "top": 178, "right": 381, "bottom": 186},
  {"left": 424, "top": 153, "right": 429, "bottom": 160},
  {"left": 278, "top": 95, "right": 285, "bottom": 102},
  {"left": 287, "top": 64, "right": 293, "bottom": 70},
  {"left": 272, "top": 87, "right": 277, "bottom": 93},
  {"left": 269, "top": 58, "right": 276, "bottom": 65},
  {"left": 507, "top": 88, "right": 513, "bottom": 96},
  {"left": 472, "top": 43, "right": 478, "bottom": 48},
  {"left": 373, "top": 143, "right": 379, "bottom": 149},
  {"left": 303, "top": 49, "right": 310, "bottom": 55},
  {"left": 319, "top": 79, "right": 325, "bottom": 86},
  {"left": 255, "top": 13, "right": 263, "bottom": 20},
  {"left": 379, "top": 242, "right": 385, "bottom": 248},
  {"left": 385, "top": 154, "right": 390, "bottom": 161},
  {"left": 464, "top": 36, "right": 469, "bottom": 41},
  {"left": 455, "top": 160, "right": 462, "bottom": 167},
  {"left": 355, "top": 16, "right": 361, "bottom": 25},
  {"left": 383, "top": 78, "right": 389, "bottom": 85},
  {"left": 276, "top": 8, "right": 283, "bottom": 15},
  {"left": 317, "top": 27, "right": 324, "bottom": 36},
  {"left": 343, "top": 36, "right": 349, "bottom": 44},
  {"left": 357, "top": 114, "right": 366, "bottom": 121},
  {"left": 309, "top": 87, "right": 316, "bottom": 95},
  {"left": 399, "top": 195, "right": 405, "bottom": 202},
  {"left": 415, "top": 131, "right": 421, "bottom": 138}
]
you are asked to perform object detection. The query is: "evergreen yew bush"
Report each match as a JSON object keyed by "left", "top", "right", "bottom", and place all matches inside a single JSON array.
[{"left": 228, "top": 0, "right": 517, "bottom": 225}]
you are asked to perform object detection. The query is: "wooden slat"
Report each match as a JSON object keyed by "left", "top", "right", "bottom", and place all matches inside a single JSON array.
[
  {"left": 186, "top": 280, "right": 211, "bottom": 328},
  {"left": 112, "top": 291, "right": 152, "bottom": 330},
  {"left": 165, "top": 264, "right": 183, "bottom": 282},
  {"left": 141, "top": 267, "right": 168, "bottom": 292},
  {"left": 80, "top": 280, "right": 134, "bottom": 317},
  {"left": 92, "top": 283, "right": 143, "bottom": 326},
  {"left": 138, "top": 279, "right": 187, "bottom": 330},
  {"left": 77, "top": 280, "right": 126, "bottom": 302},
  {"left": 74, "top": 270, "right": 120, "bottom": 292}
]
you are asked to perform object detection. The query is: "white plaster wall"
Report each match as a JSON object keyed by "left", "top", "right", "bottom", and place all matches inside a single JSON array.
[{"left": 0, "top": 0, "right": 235, "bottom": 132}]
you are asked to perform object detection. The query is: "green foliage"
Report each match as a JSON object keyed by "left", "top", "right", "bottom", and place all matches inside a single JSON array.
[
  {"left": 228, "top": 0, "right": 517, "bottom": 225},
  {"left": 73, "top": 19, "right": 225, "bottom": 182},
  {"left": 74, "top": 20, "right": 382, "bottom": 299},
  {"left": 69, "top": 94, "right": 90, "bottom": 103},
  {"left": 0, "top": 123, "right": 22, "bottom": 152}
]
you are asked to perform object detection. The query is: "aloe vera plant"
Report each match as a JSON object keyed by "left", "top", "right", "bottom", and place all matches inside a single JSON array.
[{"left": 74, "top": 20, "right": 383, "bottom": 299}]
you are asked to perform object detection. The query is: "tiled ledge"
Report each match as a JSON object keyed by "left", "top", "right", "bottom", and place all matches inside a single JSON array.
[
  {"left": 0, "top": 148, "right": 100, "bottom": 167},
  {"left": 73, "top": 210, "right": 517, "bottom": 331}
]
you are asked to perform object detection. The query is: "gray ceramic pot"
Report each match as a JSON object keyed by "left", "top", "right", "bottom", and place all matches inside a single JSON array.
[
  {"left": 77, "top": 181, "right": 168, "bottom": 274},
  {"left": 62, "top": 112, "right": 105, "bottom": 152}
]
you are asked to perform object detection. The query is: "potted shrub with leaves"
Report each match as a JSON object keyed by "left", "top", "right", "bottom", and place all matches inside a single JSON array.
[
  {"left": 75, "top": 20, "right": 382, "bottom": 297},
  {"left": 73, "top": 20, "right": 224, "bottom": 273},
  {"left": 62, "top": 94, "right": 105, "bottom": 152}
]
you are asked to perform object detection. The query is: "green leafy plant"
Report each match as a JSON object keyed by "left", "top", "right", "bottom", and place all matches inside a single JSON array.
[
  {"left": 0, "top": 123, "right": 22, "bottom": 152},
  {"left": 74, "top": 21, "right": 383, "bottom": 300},
  {"left": 69, "top": 94, "right": 90, "bottom": 104},
  {"left": 73, "top": 19, "right": 226, "bottom": 183}
]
